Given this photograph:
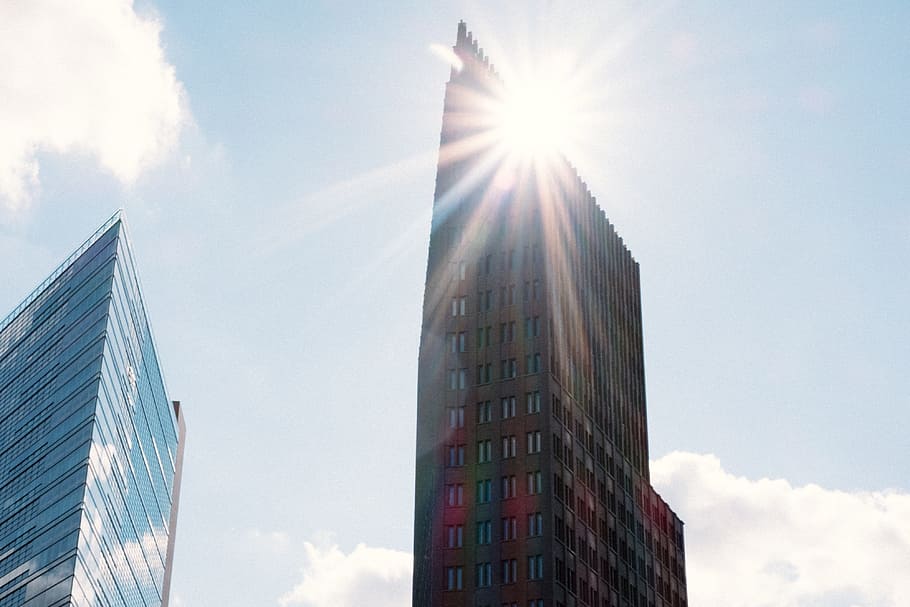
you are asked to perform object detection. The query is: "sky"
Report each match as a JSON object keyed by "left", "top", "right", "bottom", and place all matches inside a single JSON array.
[{"left": 0, "top": 1, "right": 908, "bottom": 606}]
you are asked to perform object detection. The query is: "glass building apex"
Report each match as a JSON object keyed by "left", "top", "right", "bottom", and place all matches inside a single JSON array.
[{"left": 0, "top": 212, "right": 184, "bottom": 607}]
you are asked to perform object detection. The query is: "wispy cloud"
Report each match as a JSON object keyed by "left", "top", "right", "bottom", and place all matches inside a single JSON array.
[
  {"left": 0, "top": 0, "right": 188, "bottom": 213},
  {"left": 652, "top": 452, "right": 910, "bottom": 607},
  {"left": 279, "top": 541, "right": 411, "bottom": 607}
]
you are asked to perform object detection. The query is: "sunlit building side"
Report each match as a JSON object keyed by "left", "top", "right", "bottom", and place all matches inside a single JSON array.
[
  {"left": 413, "top": 22, "right": 689, "bottom": 607},
  {"left": 0, "top": 211, "right": 184, "bottom": 607}
]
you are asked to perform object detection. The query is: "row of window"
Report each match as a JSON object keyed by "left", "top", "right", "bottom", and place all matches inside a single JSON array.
[
  {"left": 445, "top": 556, "right": 544, "bottom": 590},
  {"left": 446, "top": 472, "right": 543, "bottom": 506},
  {"left": 448, "top": 355, "right": 541, "bottom": 389},
  {"left": 452, "top": 432, "right": 541, "bottom": 466},
  {"left": 456, "top": 317, "right": 540, "bottom": 352},
  {"left": 446, "top": 513, "right": 544, "bottom": 548},
  {"left": 472, "top": 248, "right": 542, "bottom": 278},
  {"left": 450, "top": 281, "right": 541, "bottom": 316},
  {"left": 447, "top": 393, "right": 540, "bottom": 430}
]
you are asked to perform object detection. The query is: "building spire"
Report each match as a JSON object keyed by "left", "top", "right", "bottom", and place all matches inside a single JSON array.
[{"left": 452, "top": 21, "right": 501, "bottom": 82}]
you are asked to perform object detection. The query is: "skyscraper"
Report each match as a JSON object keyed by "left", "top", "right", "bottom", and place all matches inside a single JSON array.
[
  {"left": 413, "top": 23, "right": 688, "bottom": 607},
  {"left": 0, "top": 211, "right": 184, "bottom": 607}
]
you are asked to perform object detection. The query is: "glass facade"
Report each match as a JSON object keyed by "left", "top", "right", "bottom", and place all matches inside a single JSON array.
[{"left": 0, "top": 212, "right": 184, "bottom": 607}]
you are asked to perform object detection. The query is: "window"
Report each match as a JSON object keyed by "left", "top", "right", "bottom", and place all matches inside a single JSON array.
[
  {"left": 446, "top": 484, "right": 464, "bottom": 506},
  {"left": 478, "top": 290, "right": 494, "bottom": 312},
  {"left": 446, "top": 525, "right": 463, "bottom": 548},
  {"left": 498, "top": 283, "right": 515, "bottom": 306},
  {"left": 528, "top": 471, "right": 542, "bottom": 495},
  {"left": 528, "top": 555, "right": 544, "bottom": 580},
  {"left": 477, "top": 325, "right": 492, "bottom": 348},
  {"left": 526, "top": 391, "right": 541, "bottom": 414},
  {"left": 446, "top": 566, "right": 463, "bottom": 590},
  {"left": 477, "top": 401, "right": 492, "bottom": 424},
  {"left": 525, "top": 353, "right": 541, "bottom": 373},
  {"left": 501, "top": 396, "right": 516, "bottom": 419},
  {"left": 524, "top": 316, "right": 540, "bottom": 338},
  {"left": 500, "top": 358, "right": 517, "bottom": 379},
  {"left": 449, "top": 295, "right": 468, "bottom": 316},
  {"left": 477, "top": 440, "right": 492, "bottom": 463},
  {"left": 477, "top": 520, "right": 492, "bottom": 544},
  {"left": 501, "top": 435, "right": 517, "bottom": 458},
  {"left": 477, "top": 479, "right": 492, "bottom": 503},
  {"left": 484, "top": 254, "right": 492, "bottom": 275},
  {"left": 527, "top": 431, "right": 541, "bottom": 454},
  {"left": 448, "top": 369, "right": 457, "bottom": 390},
  {"left": 448, "top": 332, "right": 456, "bottom": 353},
  {"left": 452, "top": 296, "right": 466, "bottom": 316},
  {"left": 459, "top": 332, "right": 466, "bottom": 352},
  {"left": 447, "top": 445, "right": 465, "bottom": 467},
  {"left": 477, "top": 562, "right": 493, "bottom": 587},
  {"left": 502, "top": 516, "right": 517, "bottom": 540},
  {"left": 459, "top": 368, "right": 467, "bottom": 389},
  {"left": 447, "top": 406, "right": 465, "bottom": 428},
  {"left": 529, "top": 601, "right": 544, "bottom": 607},
  {"left": 502, "top": 559, "right": 517, "bottom": 584},
  {"left": 499, "top": 321, "right": 516, "bottom": 343},
  {"left": 501, "top": 475, "right": 517, "bottom": 499},
  {"left": 528, "top": 512, "right": 543, "bottom": 536},
  {"left": 458, "top": 260, "right": 466, "bottom": 281},
  {"left": 533, "top": 279, "right": 540, "bottom": 300}
]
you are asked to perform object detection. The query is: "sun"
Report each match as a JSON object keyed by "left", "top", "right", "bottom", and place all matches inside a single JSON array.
[
  {"left": 489, "top": 56, "right": 584, "bottom": 166},
  {"left": 431, "top": 24, "right": 611, "bottom": 190},
  {"left": 494, "top": 82, "right": 571, "bottom": 158}
]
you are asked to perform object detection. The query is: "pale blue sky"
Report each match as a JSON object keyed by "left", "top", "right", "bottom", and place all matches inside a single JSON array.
[{"left": 1, "top": 2, "right": 908, "bottom": 605}]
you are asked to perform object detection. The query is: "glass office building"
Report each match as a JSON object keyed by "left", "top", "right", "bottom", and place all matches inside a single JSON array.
[{"left": 0, "top": 211, "right": 185, "bottom": 607}]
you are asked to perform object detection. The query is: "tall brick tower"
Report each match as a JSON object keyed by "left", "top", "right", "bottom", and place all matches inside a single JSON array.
[{"left": 413, "top": 22, "right": 689, "bottom": 607}]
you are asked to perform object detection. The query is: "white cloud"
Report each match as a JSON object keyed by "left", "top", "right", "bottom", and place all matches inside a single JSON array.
[
  {"left": 0, "top": 0, "right": 187, "bottom": 211},
  {"left": 279, "top": 542, "right": 412, "bottom": 607},
  {"left": 652, "top": 452, "right": 910, "bottom": 607}
]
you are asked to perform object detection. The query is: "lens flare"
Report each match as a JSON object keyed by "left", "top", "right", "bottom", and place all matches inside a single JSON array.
[
  {"left": 495, "top": 85, "right": 570, "bottom": 158},
  {"left": 492, "top": 63, "right": 581, "bottom": 163}
]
